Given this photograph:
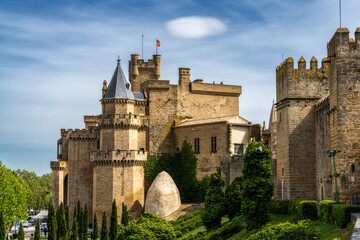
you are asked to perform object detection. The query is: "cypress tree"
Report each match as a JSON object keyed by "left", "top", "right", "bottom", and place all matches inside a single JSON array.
[
  {"left": 83, "top": 205, "right": 89, "bottom": 240},
  {"left": 77, "top": 205, "right": 84, "bottom": 240},
  {"left": 100, "top": 212, "right": 108, "bottom": 240},
  {"left": 70, "top": 217, "right": 78, "bottom": 240},
  {"left": 109, "top": 200, "right": 117, "bottom": 240},
  {"left": 48, "top": 204, "right": 57, "bottom": 240},
  {"left": 0, "top": 212, "right": 5, "bottom": 240},
  {"left": 18, "top": 223, "right": 24, "bottom": 240},
  {"left": 93, "top": 213, "right": 98, "bottom": 240},
  {"left": 65, "top": 205, "right": 70, "bottom": 234},
  {"left": 35, "top": 220, "right": 41, "bottom": 240},
  {"left": 121, "top": 203, "right": 129, "bottom": 226},
  {"left": 57, "top": 203, "right": 67, "bottom": 239}
]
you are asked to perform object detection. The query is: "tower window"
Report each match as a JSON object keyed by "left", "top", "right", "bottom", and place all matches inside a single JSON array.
[
  {"left": 194, "top": 138, "right": 200, "bottom": 154},
  {"left": 234, "top": 144, "right": 244, "bottom": 155},
  {"left": 211, "top": 136, "right": 217, "bottom": 153},
  {"left": 57, "top": 138, "right": 63, "bottom": 159}
]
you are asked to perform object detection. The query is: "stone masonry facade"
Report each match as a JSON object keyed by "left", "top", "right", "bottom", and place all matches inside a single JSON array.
[{"left": 274, "top": 27, "right": 360, "bottom": 203}]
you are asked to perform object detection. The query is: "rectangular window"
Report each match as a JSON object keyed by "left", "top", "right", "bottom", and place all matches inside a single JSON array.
[
  {"left": 194, "top": 138, "right": 200, "bottom": 154},
  {"left": 234, "top": 144, "right": 244, "bottom": 155},
  {"left": 211, "top": 136, "right": 217, "bottom": 153}
]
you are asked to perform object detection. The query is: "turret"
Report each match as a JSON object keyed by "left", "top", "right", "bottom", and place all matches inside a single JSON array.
[
  {"left": 178, "top": 67, "right": 190, "bottom": 91},
  {"left": 153, "top": 55, "right": 161, "bottom": 80}
]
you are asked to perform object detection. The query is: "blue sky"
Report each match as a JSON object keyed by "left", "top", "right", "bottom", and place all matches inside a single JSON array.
[{"left": 0, "top": 0, "right": 359, "bottom": 175}]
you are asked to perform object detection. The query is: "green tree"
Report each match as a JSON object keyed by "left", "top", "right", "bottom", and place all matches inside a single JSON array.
[
  {"left": 121, "top": 203, "right": 129, "bottom": 226},
  {"left": 100, "top": 212, "right": 108, "bottom": 240},
  {"left": 56, "top": 203, "right": 67, "bottom": 239},
  {"left": 18, "top": 223, "right": 24, "bottom": 240},
  {"left": 109, "top": 200, "right": 117, "bottom": 240},
  {"left": 48, "top": 204, "right": 57, "bottom": 240},
  {"left": 0, "top": 212, "right": 5, "bottom": 240},
  {"left": 83, "top": 204, "right": 88, "bottom": 240},
  {"left": 225, "top": 177, "right": 242, "bottom": 219},
  {"left": 35, "top": 220, "right": 41, "bottom": 240},
  {"left": 65, "top": 205, "right": 70, "bottom": 234},
  {"left": 241, "top": 141, "right": 273, "bottom": 230},
  {"left": 70, "top": 217, "right": 78, "bottom": 240},
  {"left": 201, "top": 172, "right": 225, "bottom": 230},
  {"left": 0, "top": 162, "right": 32, "bottom": 229},
  {"left": 93, "top": 213, "right": 98, "bottom": 240},
  {"left": 77, "top": 203, "right": 83, "bottom": 239}
]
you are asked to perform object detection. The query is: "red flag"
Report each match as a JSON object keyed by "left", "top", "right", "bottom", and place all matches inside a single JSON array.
[{"left": 156, "top": 39, "right": 160, "bottom": 47}]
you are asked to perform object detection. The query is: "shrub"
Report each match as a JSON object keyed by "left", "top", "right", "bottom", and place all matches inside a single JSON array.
[
  {"left": 247, "top": 220, "right": 319, "bottom": 240},
  {"left": 298, "top": 201, "right": 318, "bottom": 220},
  {"left": 319, "top": 200, "right": 336, "bottom": 223},
  {"left": 0, "top": 212, "right": 5, "bottom": 240},
  {"left": 288, "top": 200, "right": 301, "bottom": 216},
  {"left": 121, "top": 203, "right": 129, "bottom": 226},
  {"left": 109, "top": 200, "right": 118, "bottom": 240},
  {"left": 241, "top": 142, "right": 273, "bottom": 230},
  {"left": 197, "top": 216, "right": 244, "bottom": 240},
  {"left": 269, "top": 199, "right": 290, "bottom": 214},
  {"left": 201, "top": 173, "right": 226, "bottom": 230},
  {"left": 225, "top": 177, "right": 242, "bottom": 219},
  {"left": 171, "top": 210, "right": 203, "bottom": 234},
  {"left": 332, "top": 204, "right": 360, "bottom": 228}
]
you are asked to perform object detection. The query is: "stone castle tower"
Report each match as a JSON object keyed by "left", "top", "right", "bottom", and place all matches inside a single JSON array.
[
  {"left": 51, "top": 52, "right": 252, "bottom": 223},
  {"left": 275, "top": 27, "right": 360, "bottom": 202}
]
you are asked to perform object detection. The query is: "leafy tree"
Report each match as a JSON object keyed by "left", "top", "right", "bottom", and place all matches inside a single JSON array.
[
  {"left": 0, "top": 212, "right": 5, "bottom": 240},
  {"left": 48, "top": 204, "right": 57, "bottom": 240},
  {"left": 70, "top": 217, "right": 78, "bottom": 240},
  {"left": 241, "top": 141, "right": 273, "bottom": 230},
  {"left": 18, "top": 223, "right": 24, "bottom": 240},
  {"left": 201, "top": 172, "right": 226, "bottom": 230},
  {"left": 121, "top": 203, "right": 129, "bottom": 226},
  {"left": 93, "top": 213, "right": 98, "bottom": 240},
  {"left": 0, "top": 162, "right": 32, "bottom": 229},
  {"left": 225, "top": 177, "right": 242, "bottom": 219},
  {"left": 100, "top": 212, "right": 108, "bottom": 240},
  {"left": 35, "top": 219, "right": 41, "bottom": 240},
  {"left": 83, "top": 205, "right": 88, "bottom": 240},
  {"left": 109, "top": 200, "right": 117, "bottom": 240},
  {"left": 56, "top": 203, "right": 67, "bottom": 239}
]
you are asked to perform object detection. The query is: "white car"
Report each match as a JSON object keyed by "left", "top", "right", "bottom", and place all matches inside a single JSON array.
[{"left": 22, "top": 221, "right": 31, "bottom": 228}]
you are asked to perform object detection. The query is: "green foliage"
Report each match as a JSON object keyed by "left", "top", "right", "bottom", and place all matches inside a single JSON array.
[
  {"left": 70, "top": 217, "right": 79, "bottom": 240},
  {"left": 48, "top": 204, "right": 57, "bottom": 240},
  {"left": 298, "top": 201, "right": 318, "bottom": 220},
  {"left": 35, "top": 219, "right": 41, "bottom": 240},
  {"left": 225, "top": 177, "right": 242, "bottom": 219},
  {"left": 319, "top": 200, "right": 336, "bottom": 223},
  {"left": 100, "top": 211, "right": 108, "bottom": 240},
  {"left": 56, "top": 203, "right": 67, "bottom": 239},
  {"left": 121, "top": 203, "right": 129, "bottom": 227},
  {"left": 0, "top": 212, "right": 5, "bottom": 240},
  {"left": 144, "top": 140, "right": 204, "bottom": 203},
  {"left": 109, "top": 200, "right": 118, "bottom": 240},
  {"left": 269, "top": 199, "right": 290, "bottom": 214},
  {"left": 118, "top": 212, "right": 176, "bottom": 240},
  {"left": 246, "top": 220, "right": 319, "bottom": 240},
  {"left": 18, "top": 223, "right": 24, "bottom": 240},
  {"left": 197, "top": 216, "right": 244, "bottom": 240},
  {"left": 332, "top": 204, "right": 360, "bottom": 228},
  {"left": 241, "top": 142, "right": 273, "bottom": 230},
  {"left": 171, "top": 210, "right": 203, "bottom": 234},
  {"left": 83, "top": 204, "right": 89, "bottom": 240},
  {"left": 288, "top": 200, "right": 301, "bottom": 216},
  {"left": 93, "top": 213, "right": 98, "bottom": 240},
  {"left": 65, "top": 205, "right": 70, "bottom": 234},
  {"left": 0, "top": 162, "right": 32, "bottom": 227},
  {"left": 197, "top": 176, "right": 211, "bottom": 203},
  {"left": 77, "top": 202, "right": 84, "bottom": 240},
  {"left": 15, "top": 169, "right": 52, "bottom": 210},
  {"left": 201, "top": 172, "right": 226, "bottom": 230}
]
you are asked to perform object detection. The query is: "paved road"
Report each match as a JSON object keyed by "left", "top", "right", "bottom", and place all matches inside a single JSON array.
[{"left": 9, "top": 210, "right": 48, "bottom": 240}]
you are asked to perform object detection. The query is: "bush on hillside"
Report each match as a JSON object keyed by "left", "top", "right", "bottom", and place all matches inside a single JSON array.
[
  {"left": 197, "top": 216, "right": 244, "bottom": 240},
  {"left": 319, "top": 200, "right": 336, "bottom": 223},
  {"left": 171, "top": 210, "right": 203, "bottom": 234},
  {"left": 225, "top": 177, "right": 243, "bottom": 219},
  {"left": 298, "top": 201, "right": 318, "bottom": 220}
]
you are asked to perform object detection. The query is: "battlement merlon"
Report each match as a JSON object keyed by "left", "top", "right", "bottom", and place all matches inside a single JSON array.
[
  {"left": 100, "top": 114, "right": 149, "bottom": 127},
  {"left": 90, "top": 150, "right": 147, "bottom": 162},
  {"left": 328, "top": 28, "right": 360, "bottom": 57},
  {"left": 60, "top": 128, "right": 98, "bottom": 140},
  {"left": 84, "top": 115, "right": 99, "bottom": 129},
  {"left": 190, "top": 82, "right": 242, "bottom": 96}
]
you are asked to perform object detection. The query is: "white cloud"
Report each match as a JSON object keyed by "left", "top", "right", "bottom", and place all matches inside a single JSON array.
[{"left": 166, "top": 16, "right": 227, "bottom": 39}]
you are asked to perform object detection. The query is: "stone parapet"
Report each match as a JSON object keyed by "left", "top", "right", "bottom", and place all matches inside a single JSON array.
[
  {"left": 100, "top": 114, "right": 148, "bottom": 128},
  {"left": 190, "top": 82, "right": 242, "bottom": 96},
  {"left": 50, "top": 161, "right": 67, "bottom": 170},
  {"left": 90, "top": 150, "right": 147, "bottom": 165},
  {"left": 61, "top": 128, "right": 98, "bottom": 140}
]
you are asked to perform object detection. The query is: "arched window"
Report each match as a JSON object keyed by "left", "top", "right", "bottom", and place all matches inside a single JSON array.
[{"left": 57, "top": 138, "right": 63, "bottom": 159}]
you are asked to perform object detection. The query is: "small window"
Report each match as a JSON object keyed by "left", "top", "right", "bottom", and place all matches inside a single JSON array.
[
  {"left": 211, "top": 136, "right": 217, "bottom": 153},
  {"left": 57, "top": 138, "right": 63, "bottom": 159},
  {"left": 194, "top": 138, "right": 200, "bottom": 154},
  {"left": 234, "top": 144, "right": 244, "bottom": 155}
]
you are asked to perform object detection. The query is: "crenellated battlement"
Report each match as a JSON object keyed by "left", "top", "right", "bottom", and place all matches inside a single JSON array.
[
  {"left": 99, "top": 113, "right": 148, "bottom": 128},
  {"left": 276, "top": 56, "right": 329, "bottom": 103},
  {"left": 60, "top": 128, "right": 98, "bottom": 140},
  {"left": 327, "top": 28, "right": 360, "bottom": 57},
  {"left": 90, "top": 149, "right": 147, "bottom": 165}
]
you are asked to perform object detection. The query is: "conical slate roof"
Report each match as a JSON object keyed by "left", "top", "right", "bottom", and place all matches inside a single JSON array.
[{"left": 104, "top": 58, "right": 135, "bottom": 99}]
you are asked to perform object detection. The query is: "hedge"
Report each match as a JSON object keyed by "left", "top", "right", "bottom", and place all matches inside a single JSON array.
[
  {"left": 288, "top": 200, "right": 301, "bottom": 216},
  {"left": 298, "top": 201, "right": 318, "bottom": 220},
  {"left": 269, "top": 199, "right": 290, "bottom": 214},
  {"left": 319, "top": 200, "right": 336, "bottom": 223},
  {"left": 332, "top": 204, "right": 360, "bottom": 228}
]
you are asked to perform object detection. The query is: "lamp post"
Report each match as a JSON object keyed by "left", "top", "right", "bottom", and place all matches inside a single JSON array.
[{"left": 327, "top": 149, "right": 341, "bottom": 203}]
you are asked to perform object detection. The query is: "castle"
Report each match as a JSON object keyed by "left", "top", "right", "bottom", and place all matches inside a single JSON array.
[
  {"left": 272, "top": 27, "right": 360, "bottom": 203},
  {"left": 50, "top": 54, "right": 253, "bottom": 222}
]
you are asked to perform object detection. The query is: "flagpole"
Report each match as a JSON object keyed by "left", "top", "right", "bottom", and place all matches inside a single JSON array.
[
  {"left": 156, "top": 39, "right": 158, "bottom": 55},
  {"left": 142, "top": 35, "right": 144, "bottom": 59}
]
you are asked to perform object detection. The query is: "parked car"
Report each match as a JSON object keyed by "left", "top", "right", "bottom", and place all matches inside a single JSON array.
[
  {"left": 41, "top": 223, "right": 48, "bottom": 231},
  {"left": 28, "top": 219, "right": 36, "bottom": 226},
  {"left": 22, "top": 221, "right": 31, "bottom": 228}
]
